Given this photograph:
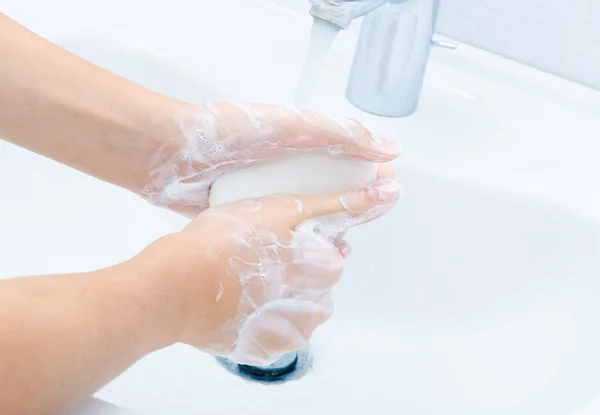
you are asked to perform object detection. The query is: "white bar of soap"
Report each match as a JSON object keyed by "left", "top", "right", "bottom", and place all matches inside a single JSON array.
[{"left": 209, "top": 153, "right": 377, "bottom": 207}]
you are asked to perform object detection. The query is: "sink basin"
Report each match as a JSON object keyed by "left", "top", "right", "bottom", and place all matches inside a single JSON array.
[
  {"left": 2, "top": 0, "right": 600, "bottom": 414},
  {"left": 92, "top": 163, "right": 600, "bottom": 415},
  {"left": 4, "top": 128, "right": 600, "bottom": 415}
]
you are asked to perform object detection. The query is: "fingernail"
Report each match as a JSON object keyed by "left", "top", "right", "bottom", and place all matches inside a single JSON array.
[
  {"left": 375, "top": 136, "right": 403, "bottom": 155},
  {"left": 334, "top": 238, "right": 352, "bottom": 255},
  {"left": 337, "top": 242, "right": 352, "bottom": 258},
  {"left": 371, "top": 178, "right": 402, "bottom": 203}
]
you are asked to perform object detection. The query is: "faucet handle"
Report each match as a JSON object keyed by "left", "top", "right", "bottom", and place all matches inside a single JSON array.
[
  {"left": 431, "top": 38, "right": 457, "bottom": 50},
  {"left": 309, "top": 0, "right": 384, "bottom": 29}
]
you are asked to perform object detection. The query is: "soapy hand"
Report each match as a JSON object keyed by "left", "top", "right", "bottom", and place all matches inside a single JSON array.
[
  {"left": 142, "top": 166, "right": 401, "bottom": 366},
  {"left": 140, "top": 102, "right": 401, "bottom": 217}
]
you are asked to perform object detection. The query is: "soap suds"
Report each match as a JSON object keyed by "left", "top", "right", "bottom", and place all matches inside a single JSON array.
[
  {"left": 140, "top": 102, "right": 397, "bottom": 217},
  {"left": 216, "top": 282, "right": 225, "bottom": 302},
  {"left": 140, "top": 102, "right": 400, "bottom": 365},
  {"left": 196, "top": 179, "right": 399, "bottom": 366}
]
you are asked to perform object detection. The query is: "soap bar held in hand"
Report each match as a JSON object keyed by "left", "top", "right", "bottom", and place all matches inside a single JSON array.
[{"left": 209, "top": 153, "right": 378, "bottom": 207}]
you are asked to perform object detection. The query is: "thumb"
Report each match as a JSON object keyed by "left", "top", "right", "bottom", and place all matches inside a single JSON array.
[{"left": 294, "top": 177, "right": 402, "bottom": 228}]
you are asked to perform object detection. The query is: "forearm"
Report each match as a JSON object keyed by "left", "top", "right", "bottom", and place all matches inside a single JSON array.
[
  {"left": 0, "top": 251, "right": 180, "bottom": 415},
  {"left": 0, "top": 14, "right": 184, "bottom": 193}
]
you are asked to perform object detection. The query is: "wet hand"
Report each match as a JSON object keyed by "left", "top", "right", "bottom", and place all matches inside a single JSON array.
[
  {"left": 139, "top": 166, "right": 401, "bottom": 365},
  {"left": 140, "top": 102, "right": 401, "bottom": 217}
]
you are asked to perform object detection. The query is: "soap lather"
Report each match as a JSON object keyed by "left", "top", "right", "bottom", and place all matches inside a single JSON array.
[{"left": 209, "top": 152, "right": 377, "bottom": 377}]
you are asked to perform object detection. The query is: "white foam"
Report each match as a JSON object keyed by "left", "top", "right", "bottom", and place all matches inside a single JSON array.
[
  {"left": 141, "top": 103, "right": 382, "bottom": 216},
  {"left": 204, "top": 153, "right": 379, "bottom": 365},
  {"left": 140, "top": 102, "right": 391, "bottom": 365}
]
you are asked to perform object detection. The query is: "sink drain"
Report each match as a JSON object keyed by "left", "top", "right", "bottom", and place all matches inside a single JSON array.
[
  {"left": 216, "top": 348, "right": 312, "bottom": 383},
  {"left": 238, "top": 351, "right": 299, "bottom": 379}
]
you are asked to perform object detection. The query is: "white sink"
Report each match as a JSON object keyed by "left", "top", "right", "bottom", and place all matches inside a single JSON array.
[{"left": 2, "top": 0, "right": 600, "bottom": 414}]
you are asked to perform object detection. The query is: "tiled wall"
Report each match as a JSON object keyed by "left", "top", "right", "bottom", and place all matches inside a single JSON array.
[{"left": 436, "top": 0, "right": 600, "bottom": 90}]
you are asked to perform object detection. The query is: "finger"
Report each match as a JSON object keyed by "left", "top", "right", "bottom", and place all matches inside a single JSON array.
[
  {"left": 221, "top": 103, "right": 402, "bottom": 163},
  {"left": 294, "top": 177, "right": 402, "bottom": 224},
  {"left": 237, "top": 300, "right": 332, "bottom": 363},
  {"left": 334, "top": 239, "right": 352, "bottom": 258},
  {"left": 377, "top": 162, "right": 396, "bottom": 180},
  {"left": 284, "top": 241, "right": 344, "bottom": 292},
  {"left": 335, "top": 118, "right": 403, "bottom": 162},
  {"left": 289, "top": 108, "right": 403, "bottom": 162}
]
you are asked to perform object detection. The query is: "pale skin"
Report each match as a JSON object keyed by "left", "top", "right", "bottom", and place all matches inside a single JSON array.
[{"left": 0, "top": 13, "right": 402, "bottom": 415}]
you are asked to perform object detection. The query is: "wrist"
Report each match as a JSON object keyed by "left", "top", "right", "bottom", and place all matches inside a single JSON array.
[
  {"left": 129, "top": 232, "right": 234, "bottom": 350},
  {"left": 114, "top": 238, "right": 191, "bottom": 351},
  {"left": 132, "top": 99, "right": 200, "bottom": 211},
  {"left": 115, "top": 94, "right": 190, "bottom": 195}
]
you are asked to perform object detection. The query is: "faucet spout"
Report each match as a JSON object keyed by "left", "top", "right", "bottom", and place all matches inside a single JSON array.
[
  {"left": 306, "top": 0, "right": 453, "bottom": 117},
  {"left": 309, "top": 0, "right": 385, "bottom": 30},
  {"left": 347, "top": 0, "right": 439, "bottom": 117}
]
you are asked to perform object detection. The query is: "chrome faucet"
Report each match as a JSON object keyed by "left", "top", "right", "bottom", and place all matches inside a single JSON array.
[{"left": 309, "top": 0, "right": 454, "bottom": 117}]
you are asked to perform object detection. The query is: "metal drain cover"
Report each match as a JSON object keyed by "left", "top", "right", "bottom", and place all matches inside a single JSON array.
[
  {"left": 238, "top": 352, "right": 299, "bottom": 379},
  {"left": 216, "top": 348, "right": 312, "bottom": 384}
]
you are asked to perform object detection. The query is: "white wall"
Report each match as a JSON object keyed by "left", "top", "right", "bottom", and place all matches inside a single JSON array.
[{"left": 437, "top": 0, "right": 600, "bottom": 90}]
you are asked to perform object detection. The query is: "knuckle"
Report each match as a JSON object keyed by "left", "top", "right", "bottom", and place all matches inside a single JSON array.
[
  {"left": 317, "top": 304, "right": 334, "bottom": 325},
  {"left": 347, "top": 118, "right": 373, "bottom": 143},
  {"left": 340, "top": 187, "right": 373, "bottom": 213},
  {"left": 318, "top": 311, "right": 334, "bottom": 326}
]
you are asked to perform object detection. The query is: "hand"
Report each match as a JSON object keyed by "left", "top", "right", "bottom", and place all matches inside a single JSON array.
[
  {"left": 140, "top": 102, "right": 401, "bottom": 217},
  {"left": 138, "top": 166, "right": 401, "bottom": 366}
]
